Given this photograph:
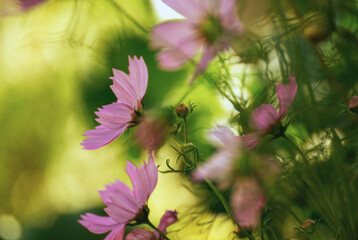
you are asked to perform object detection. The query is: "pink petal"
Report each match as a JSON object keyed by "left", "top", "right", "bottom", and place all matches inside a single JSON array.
[
  {"left": 151, "top": 21, "right": 202, "bottom": 70},
  {"left": 128, "top": 56, "right": 148, "bottom": 101},
  {"left": 249, "top": 104, "right": 278, "bottom": 132},
  {"left": 126, "top": 156, "right": 158, "bottom": 206},
  {"left": 78, "top": 213, "right": 121, "bottom": 234},
  {"left": 126, "top": 229, "right": 155, "bottom": 240},
  {"left": 191, "top": 46, "right": 217, "bottom": 83},
  {"left": 104, "top": 225, "right": 125, "bottom": 240},
  {"left": 95, "top": 103, "right": 133, "bottom": 129},
  {"left": 162, "top": 0, "right": 203, "bottom": 20},
  {"left": 276, "top": 75, "right": 297, "bottom": 119},
  {"left": 208, "top": 126, "right": 241, "bottom": 153},
  {"left": 110, "top": 70, "right": 138, "bottom": 109},
  {"left": 349, "top": 96, "right": 358, "bottom": 109},
  {"left": 81, "top": 125, "right": 128, "bottom": 150},
  {"left": 99, "top": 181, "right": 141, "bottom": 216},
  {"left": 192, "top": 151, "right": 234, "bottom": 189},
  {"left": 241, "top": 132, "right": 262, "bottom": 149},
  {"left": 219, "top": 0, "right": 244, "bottom": 34},
  {"left": 154, "top": 210, "right": 178, "bottom": 239},
  {"left": 104, "top": 203, "right": 137, "bottom": 224},
  {"left": 230, "top": 178, "right": 266, "bottom": 230}
]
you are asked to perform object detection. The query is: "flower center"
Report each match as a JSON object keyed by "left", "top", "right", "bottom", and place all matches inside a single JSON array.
[
  {"left": 132, "top": 204, "right": 150, "bottom": 224},
  {"left": 200, "top": 15, "right": 223, "bottom": 44}
]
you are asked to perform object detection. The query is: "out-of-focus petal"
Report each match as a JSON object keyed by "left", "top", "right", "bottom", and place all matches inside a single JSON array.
[
  {"left": 191, "top": 46, "right": 217, "bottom": 83},
  {"left": 154, "top": 210, "right": 178, "bottom": 239},
  {"left": 192, "top": 151, "right": 234, "bottom": 188},
  {"left": 219, "top": 0, "right": 245, "bottom": 34},
  {"left": 230, "top": 178, "right": 266, "bottom": 230},
  {"left": 151, "top": 21, "right": 202, "bottom": 70},
  {"left": 78, "top": 213, "right": 121, "bottom": 234},
  {"left": 208, "top": 126, "right": 241, "bottom": 153},
  {"left": 162, "top": 0, "right": 203, "bottom": 20},
  {"left": 20, "top": 0, "right": 45, "bottom": 10},
  {"left": 349, "top": 96, "right": 358, "bottom": 109},
  {"left": 241, "top": 132, "right": 262, "bottom": 149},
  {"left": 126, "top": 229, "right": 155, "bottom": 240},
  {"left": 276, "top": 75, "right": 297, "bottom": 119},
  {"left": 81, "top": 125, "right": 128, "bottom": 150},
  {"left": 249, "top": 104, "right": 278, "bottom": 132}
]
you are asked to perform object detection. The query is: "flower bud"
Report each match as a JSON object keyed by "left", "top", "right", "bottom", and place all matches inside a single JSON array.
[
  {"left": 349, "top": 96, "right": 358, "bottom": 114},
  {"left": 175, "top": 104, "right": 189, "bottom": 118},
  {"left": 303, "top": 12, "right": 332, "bottom": 43}
]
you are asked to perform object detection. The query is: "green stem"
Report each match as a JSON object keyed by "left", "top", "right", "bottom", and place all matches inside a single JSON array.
[
  {"left": 146, "top": 220, "right": 171, "bottom": 240},
  {"left": 282, "top": 134, "right": 309, "bottom": 164},
  {"left": 205, "top": 178, "right": 255, "bottom": 240},
  {"left": 183, "top": 117, "right": 188, "bottom": 144}
]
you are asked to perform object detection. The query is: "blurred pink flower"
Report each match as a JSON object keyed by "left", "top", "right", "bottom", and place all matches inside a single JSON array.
[
  {"left": 192, "top": 126, "right": 242, "bottom": 189},
  {"left": 243, "top": 76, "right": 297, "bottom": 148},
  {"left": 230, "top": 178, "right": 266, "bottom": 230},
  {"left": 349, "top": 96, "right": 358, "bottom": 109},
  {"left": 20, "top": 0, "right": 45, "bottom": 10},
  {"left": 150, "top": 0, "right": 244, "bottom": 81},
  {"left": 1, "top": 0, "right": 46, "bottom": 15},
  {"left": 79, "top": 156, "right": 158, "bottom": 239},
  {"left": 81, "top": 56, "right": 148, "bottom": 150},
  {"left": 125, "top": 211, "right": 178, "bottom": 240}
]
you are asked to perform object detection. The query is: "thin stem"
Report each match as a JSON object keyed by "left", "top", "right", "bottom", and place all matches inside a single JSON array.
[
  {"left": 183, "top": 117, "right": 188, "bottom": 144},
  {"left": 146, "top": 220, "right": 171, "bottom": 240},
  {"left": 282, "top": 134, "right": 308, "bottom": 163},
  {"left": 205, "top": 178, "right": 255, "bottom": 240}
]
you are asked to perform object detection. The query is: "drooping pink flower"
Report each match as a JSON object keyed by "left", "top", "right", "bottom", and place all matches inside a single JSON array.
[
  {"left": 125, "top": 210, "right": 178, "bottom": 240},
  {"left": 79, "top": 156, "right": 158, "bottom": 239},
  {"left": 243, "top": 76, "right": 297, "bottom": 148},
  {"left": 230, "top": 178, "right": 266, "bottom": 230},
  {"left": 192, "top": 126, "right": 242, "bottom": 189},
  {"left": 81, "top": 56, "right": 148, "bottom": 150},
  {"left": 150, "top": 0, "right": 244, "bottom": 81}
]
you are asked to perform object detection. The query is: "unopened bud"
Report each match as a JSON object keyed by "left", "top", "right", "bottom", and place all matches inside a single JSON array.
[
  {"left": 175, "top": 104, "right": 189, "bottom": 118},
  {"left": 349, "top": 96, "right": 358, "bottom": 114},
  {"left": 303, "top": 12, "right": 332, "bottom": 43}
]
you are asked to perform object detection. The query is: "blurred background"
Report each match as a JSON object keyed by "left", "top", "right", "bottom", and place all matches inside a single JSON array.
[
  {"left": 0, "top": 0, "right": 234, "bottom": 239},
  {"left": 1, "top": 0, "right": 358, "bottom": 240}
]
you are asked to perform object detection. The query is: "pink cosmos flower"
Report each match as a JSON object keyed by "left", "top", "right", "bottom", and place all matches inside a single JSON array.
[
  {"left": 192, "top": 126, "right": 242, "bottom": 189},
  {"left": 243, "top": 76, "right": 298, "bottom": 148},
  {"left": 230, "top": 178, "right": 266, "bottom": 230},
  {"left": 150, "top": 0, "right": 244, "bottom": 81},
  {"left": 78, "top": 156, "right": 158, "bottom": 239},
  {"left": 81, "top": 56, "right": 148, "bottom": 150},
  {"left": 125, "top": 210, "right": 178, "bottom": 240}
]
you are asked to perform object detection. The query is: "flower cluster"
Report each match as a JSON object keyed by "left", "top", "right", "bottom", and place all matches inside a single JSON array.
[{"left": 78, "top": 0, "right": 358, "bottom": 239}]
